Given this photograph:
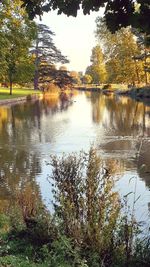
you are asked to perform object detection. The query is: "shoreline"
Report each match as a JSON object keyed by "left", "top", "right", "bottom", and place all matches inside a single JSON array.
[
  {"left": 0, "top": 93, "right": 43, "bottom": 106},
  {"left": 117, "top": 86, "right": 150, "bottom": 104}
]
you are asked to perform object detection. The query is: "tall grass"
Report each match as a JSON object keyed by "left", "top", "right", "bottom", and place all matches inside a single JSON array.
[{"left": 49, "top": 148, "right": 150, "bottom": 266}]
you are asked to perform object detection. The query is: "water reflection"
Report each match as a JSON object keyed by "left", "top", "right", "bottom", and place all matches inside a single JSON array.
[
  {"left": 89, "top": 93, "right": 150, "bottom": 182},
  {"left": 88, "top": 92, "right": 150, "bottom": 222},
  {"left": 90, "top": 93, "right": 150, "bottom": 135},
  {"left": 0, "top": 92, "right": 73, "bottom": 211},
  {"left": 0, "top": 91, "right": 150, "bottom": 222}
]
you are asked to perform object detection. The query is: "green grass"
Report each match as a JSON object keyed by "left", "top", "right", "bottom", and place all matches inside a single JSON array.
[{"left": 0, "top": 87, "right": 42, "bottom": 100}]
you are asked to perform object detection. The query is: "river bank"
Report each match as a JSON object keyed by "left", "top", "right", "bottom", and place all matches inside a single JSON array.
[
  {"left": 75, "top": 84, "right": 150, "bottom": 102},
  {"left": 0, "top": 94, "right": 43, "bottom": 106},
  {"left": 117, "top": 86, "right": 150, "bottom": 102},
  {"left": 0, "top": 87, "right": 43, "bottom": 105}
]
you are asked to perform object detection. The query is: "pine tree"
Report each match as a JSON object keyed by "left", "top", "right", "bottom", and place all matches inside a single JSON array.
[{"left": 31, "top": 23, "right": 69, "bottom": 90}]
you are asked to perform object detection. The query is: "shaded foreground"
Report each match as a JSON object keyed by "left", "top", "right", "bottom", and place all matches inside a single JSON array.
[{"left": 0, "top": 149, "right": 150, "bottom": 267}]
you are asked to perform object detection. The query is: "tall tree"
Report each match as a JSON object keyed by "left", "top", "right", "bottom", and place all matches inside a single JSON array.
[
  {"left": 86, "top": 45, "right": 107, "bottom": 84},
  {"left": 0, "top": 0, "right": 36, "bottom": 94},
  {"left": 132, "top": 28, "right": 150, "bottom": 84},
  {"left": 32, "top": 23, "right": 69, "bottom": 90},
  {"left": 96, "top": 18, "right": 144, "bottom": 85}
]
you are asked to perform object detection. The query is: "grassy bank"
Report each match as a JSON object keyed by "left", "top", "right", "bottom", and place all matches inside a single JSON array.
[
  {"left": 0, "top": 149, "right": 150, "bottom": 267},
  {"left": 117, "top": 86, "right": 150, "bottom": 98},
  {"left": 0, "top": 87, "right": 42, "bottom": 100}
]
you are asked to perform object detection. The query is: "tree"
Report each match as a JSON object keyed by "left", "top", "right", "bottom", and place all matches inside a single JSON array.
[
  {"left": 132, "top": 28, "right": 150, "bottom": 84},
  {"left": 82, "top": 74, "right": 92, "bottom": 84},
  {"left": 32, "top": 23, "right": 69, "bottom": 90},
  {"left": 59, "top": 65, "right": 68, "bottom": 71},
  {"left": 20, "top": 1, "right": 150, "bottom": 35},
  {"left": 38, "top": 62, "right": 74, "bottom": 89},
  {"left": 0, "top": 0, "right": 36, "bottom": 94},
  {"left": 69, "top": 71, "right": 81, "bottom": 84},
  {"left": 96, "top": 18, "right": 144, "bottom": 85},
  {"left": 86, "top": 46, "right": 107, "bottom": 84},
  {"left": 0, "top": 33, "right": 8, "bottom": 82}
]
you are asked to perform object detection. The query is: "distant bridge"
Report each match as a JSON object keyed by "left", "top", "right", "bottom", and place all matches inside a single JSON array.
[{"left": 74, "top": 85, "right": 102, "bottom": 92}]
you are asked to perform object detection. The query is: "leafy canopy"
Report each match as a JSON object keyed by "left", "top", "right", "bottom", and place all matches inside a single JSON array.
[
  {"left": 96, "top": 18, "right": 147, "bottom": 84},
  {"left": 0, "top": 0, "right": 36, "bottom": 92},
  {"left": 86, "top": 45, "right": 107, "bottom": 84},
  {"left": 19, "top": 0, "right": 150, "bottom": 34}
]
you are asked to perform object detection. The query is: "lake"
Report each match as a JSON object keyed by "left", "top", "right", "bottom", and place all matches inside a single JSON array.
[{"left": 0, "top": 90, "right": 150, "bottom": 227}]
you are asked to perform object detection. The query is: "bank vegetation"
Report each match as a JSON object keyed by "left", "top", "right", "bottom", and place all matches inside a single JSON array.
[{"left": 0, "top": 149, "right": 150, "bottom": 267}]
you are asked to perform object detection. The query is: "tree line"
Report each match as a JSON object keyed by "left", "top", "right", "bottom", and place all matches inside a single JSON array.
[
  {"left": 1, "top": 0, "right": 150, "bottom": 91},
  {"left": 0, "top": 0, "right": 75, "bottom": 94},
  {"left": 83, "top": 19, "right": 150, "bottom": 86}
]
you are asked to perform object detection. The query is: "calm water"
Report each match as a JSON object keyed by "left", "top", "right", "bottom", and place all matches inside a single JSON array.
[{"left": 0, "top": 91, "right": 150, "bottom": 226}]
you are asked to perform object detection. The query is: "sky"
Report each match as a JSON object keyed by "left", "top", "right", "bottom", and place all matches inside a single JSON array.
[{"left": 39, "top": 9, "right": 104, "bottom": 73}]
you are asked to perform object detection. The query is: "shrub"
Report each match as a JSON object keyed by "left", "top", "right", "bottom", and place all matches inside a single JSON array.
[
  {"left": 50, "top": 148, "right": 120, "bottom": 266},
  {"left": 45, "top": 235, "right": 88, "bottom": 267},
  {"left": 102, "top": 84, "right": 112, "bottom": 90},
  {"left": 0, "top": 214, "right": 10, "bottom": 234},
  {"left": 16, "top": 183, "right": 57, "bottom": 244},
  {"left": 26, "top": 94, "right": 32, "bottom": 101}
]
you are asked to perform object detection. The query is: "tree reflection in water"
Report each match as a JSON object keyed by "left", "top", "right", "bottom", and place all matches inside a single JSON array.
[
  {"left": 0, "top": 91, "right": 73, "bottom": 213},
  {"left": 89, "top": 92, "right": 150, "bottom": 163},
  {"left": 88, "top": 92, "right": 150, "bottom": 219}
]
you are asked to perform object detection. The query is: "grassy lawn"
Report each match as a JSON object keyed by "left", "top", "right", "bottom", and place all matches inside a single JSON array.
[{"left": 0, "top": 87, "right": 42, "bottom": 100}]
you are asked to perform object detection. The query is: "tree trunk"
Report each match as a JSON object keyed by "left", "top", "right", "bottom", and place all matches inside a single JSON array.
[
  {"left": 144, "top": 48, "right": 148, "bottom": 85},
  {"left": 134, "top": 59, "right": 140, "bottom": 84},
  {"left": 34, "top": 68, "right": 39, "bottom": 90},
  {"left": 34, "top": 39, "right": 39, "bottom": 90},
  {"left": 9, "top": 77, "right": 13, "bottom": 95}
]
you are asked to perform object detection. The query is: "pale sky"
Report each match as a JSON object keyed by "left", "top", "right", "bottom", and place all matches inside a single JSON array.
[{"left": 40, "top": 9, "right": 104, "bottom": 73}]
